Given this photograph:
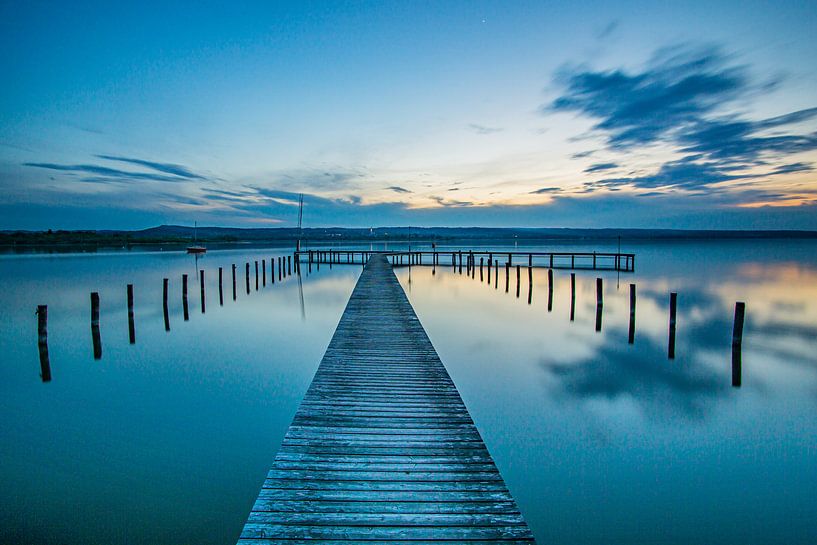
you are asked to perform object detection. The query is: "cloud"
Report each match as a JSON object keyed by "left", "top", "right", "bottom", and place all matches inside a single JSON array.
[
  {"left": 95, "top": 155, "right": 207, "bottom": 180},
  {"left": 548, "top": 43, "right": 817, "bottom": 201},
  {"left": 23, "top": 162, "right": 195, "bottom": 183},
  {"left": 595, "top": 20, "right": 619, "bottom": 40},
  {"left": 571, "top": 150, "right": 595, "bottom": 159},
  {"left": 387, "top": 185, "right": 412, "bottom": 194},
  {"left": 584, "top": 162, "right": 618, "bottom": 173},
  {"left": 467, "top": 123, "right": 503, "bottom": 135},
  {"left": 530, "top": 186, "right": 563, "bottom": 194}
]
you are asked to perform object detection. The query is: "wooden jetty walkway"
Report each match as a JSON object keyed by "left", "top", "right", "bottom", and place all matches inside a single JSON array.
[{"left": 238, "top": 254, "right": 536, "bottom": 543}]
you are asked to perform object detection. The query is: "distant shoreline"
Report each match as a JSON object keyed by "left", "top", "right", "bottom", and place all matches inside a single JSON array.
[{"left": 2, "top": 225, "right": 816, "bottom": 253}]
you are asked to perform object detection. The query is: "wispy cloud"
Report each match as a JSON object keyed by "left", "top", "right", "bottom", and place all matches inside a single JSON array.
[
  {"left": 23, "top": 162, "right": 195, "bottom": 183},
  {"left": 95, "top": 155, "right": 207, "bottom": 180},
  {"left": 387, "top": 185, "right": 412, "bottom": 194},
  {"left": 467, "top": 123, "right": 503, "bottom": 135},
  {"left": 584, "top": 162, "right": 618, "bottom": 173}
]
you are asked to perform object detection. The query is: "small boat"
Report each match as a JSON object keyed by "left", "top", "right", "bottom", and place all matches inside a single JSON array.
[{"left": 186, "top": 222, "right": 206, "bottom": 254}]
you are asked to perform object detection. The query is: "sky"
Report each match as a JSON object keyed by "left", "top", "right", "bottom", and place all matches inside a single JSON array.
[{"left": 2, "top": 0, "right": 817, "bottom": 230}]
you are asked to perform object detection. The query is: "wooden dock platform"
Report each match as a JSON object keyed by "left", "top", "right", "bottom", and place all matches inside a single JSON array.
[{"left": 238, "top": 254, "right": 536, "bottom": 543}]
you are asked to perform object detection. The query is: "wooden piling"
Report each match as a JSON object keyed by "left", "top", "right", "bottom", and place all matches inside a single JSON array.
[
  {"left": 480, "top": 257, "right": 484, "bottom": 281},
  {"left": 458, "top": 251, "right": 462, "bottom": 274},
  {"left": 494, "top": 260, "right": 499, "bottom": 289},
  {"left": 732, "top": 302, "right": 745, "bottom": 387},
  {"left": 516, "top": 265, "right": 520, "bottom": 298},
  {"left": 232, "top": 264, "right": 237, "bottom": 301},
  {"left": 182, "top": 274, "right": 189, "bottom": 321},
  {"left": 505, "top": 262, "right": 510, "bottom": 293},
  {"left": 127, "top": 284, "right": 135, "bottom": 344},
  {"left": 255, "top": 260, "right": 259, "bottom": 291},
  {"left": 547, "top": 269, "right": 553, "bottom": 312},
  {"left": 218, "top": 267, "right": 224, "bottom": 306},
  {"left": 163, "top": 278, "right": 170, "bottom": 331},
  {"left": 527, "top": 266, "right": 533, "bottom": 305},
  {"left": 487, "top": 257, "right": 491, "bottom": 284},
  {"left": 628, "top": 283, "right": 636, "bottom": 344},
  {"left": 245, "top": 263, "right": 250, "bottom": 294},
  {"left": 595, "top": 278, "right": 603, "bottom": 332},
  {"left": 90, "top": 292, "right": 102, "bottom": 359},
  {"left": 278, "top": 257, "right": 282, "bottom": 281},
  {"left": 262, "top": 259, "right": 266, "bottom": 286},
  {"left": 37, "top": 305, "right": 51, "bottom": 382},
  {"left": 200, "top": 270, "right": 205, "bottom": 314},
  {"left": 288, "top": 255, "right": 292, "bottom": 275},
  {"left": 668, "top": 292, "right": 677, "bottom": 359},
  {"left": 570, "top": 273, "right": 576, "bottom": 322}
]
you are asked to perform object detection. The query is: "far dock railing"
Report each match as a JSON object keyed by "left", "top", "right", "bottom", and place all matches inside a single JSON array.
[{"left": 296, "top": 249, "right": 635, "bottom": 272}]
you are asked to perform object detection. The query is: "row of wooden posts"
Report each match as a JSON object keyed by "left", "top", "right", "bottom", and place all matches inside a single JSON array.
[
  {"left": 300, "top": 248, "right": 636, "bottom": 272},
  {"left": 35, "top": 253, "right": 301, "bottom": 382},
  {"left": 453, "top": 250, "right": 746, "bottom": 388}
]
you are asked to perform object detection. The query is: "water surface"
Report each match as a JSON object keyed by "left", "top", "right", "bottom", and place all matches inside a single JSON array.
[{"left": 2, "top": 240, "right": 816, "bottom": 544}]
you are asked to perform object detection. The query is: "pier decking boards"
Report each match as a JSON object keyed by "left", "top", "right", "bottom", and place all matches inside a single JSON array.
[{"left": 238, "top": 255, "right": 535, "bottom": 544}]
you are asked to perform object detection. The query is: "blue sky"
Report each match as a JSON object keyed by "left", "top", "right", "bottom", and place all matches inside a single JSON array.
[{"left": 2, "top": 0, "right": 816, "bottom": 229}]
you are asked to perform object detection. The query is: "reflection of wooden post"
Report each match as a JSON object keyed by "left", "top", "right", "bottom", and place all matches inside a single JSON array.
[
  {"left": 628, "top": 283, "right": 636, "bottom": 344},
  {"left": 37, "top": 305, "right": 51, "bottom": 382},
  {"left": 218, "top": 267, "right": 223, "bottom": 306},
  {"left": 127, "top": 284, "right": 135, "bottom": 344},
  {"left": 200, "top": 270, "right": 206, "bottom": 314},
  {"left": 595, "top": 278, "right": 603, "bottom": 332},
  {"left": 570, "top": 273, "right": 576, "bottom": 322},
  {"left": 245, "top": 263, "right": 250, "bottom": 294},
  {"left": 163, "top": 278, "right": 170, "bottom": 331},
  {"left": 91, "top": 292, "right": 102, "bottom": 359},
  {"left": 528, "top": 266, "right": 533, "bottom": 305},
  {"left": 547, "top": 269, "right": 553, "bottom": 312},
  {"left": 668, "top": 292, "right": 677, "bottom": 359},
  {"left": 182, "top": 275, "right": 189, "bottom": 321},
  {"left": 732, "top": 302, "right": 745, "bottom": 387}
]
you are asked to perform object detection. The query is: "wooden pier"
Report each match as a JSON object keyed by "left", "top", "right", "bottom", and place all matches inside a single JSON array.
[
  {"left": 238, "top": 255, "right": 535, "bottom": 543},
  {"left": 298, "top": 249, "right": 634, "bottom": 272}
]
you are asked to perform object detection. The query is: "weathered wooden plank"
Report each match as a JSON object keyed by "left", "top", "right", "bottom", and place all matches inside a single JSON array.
[{"left": 238, "top": 255, "right": 535, "bottom": 543}]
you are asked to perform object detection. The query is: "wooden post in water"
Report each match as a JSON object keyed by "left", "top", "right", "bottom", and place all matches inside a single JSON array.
[
  {"left": 37, "top": 305, "right": 51, "bottom": 382},
  {"left": 516, "top": 265, "right": 520, "bottom": 298},
  {"left": 486, "top": 257, "right": 491, "bottom": 284},
  {"left": 480, "top": 257, "right": 484, "bottom": 282},
  {"left": 732, "top": 302, "right": 745, "bottom": 387},
  {"left": 505, "top": 262, "right": 510, "bottom": 293},
  {"left": 570, "top": 273, "right": 576, "bottom": 321},
  {"left": 90, "top": 292, "right": 102, "bottom": 359},
  {"left": 278, "top": 257, "right": 282, "bottom": 281},
  {"left": 163, "top": 278, "right": 170, "bottom": 331},
  {"left": 182, "top": 274, "right": 189, "bottom": 321},
  {"left": 628, "top": 284, "right": 636, "bottom": 344},
  {"left": 458, "top": 251, "right": 462, "bottom": 274},
  {"left": 232, "top": 264, "right": 237, "bottom": 301},
  {"left": 547, "top": 269, "right": 553, "bottom": 312},
  {"left": 288, "top": 255, "right": 292, "bottom": 276},
  {"left": 245, "top": 263, "right": 250, "bottom": 294},
  {"left": 218, "top": 267, "right": 224, "bottom": 306},
  {"left": 494, "top": 260, "right": 498, "bottom": 289},
  {"left": 200, "top": 270, "right": 206, "bottom": 314},
  {"left": 528, "top": 254, "right": 532, "bottom": 267},
  {"left": 255, "top": 261, "right": 259, "bottom": 291},
  {"left": 668, "top": 292, "right": 677, "bottom": 359},
  {"left": 262, "top": 259, "right": 266, "bottom": 286},
  {"left": 528, "top": 266, "right": 533, "bottom": 305},
  {"left": 595, "top": 278, "right": 603, "bottom": 332},
  {"left": 127, "top": 284, "right": 135, "bottom": 344}
]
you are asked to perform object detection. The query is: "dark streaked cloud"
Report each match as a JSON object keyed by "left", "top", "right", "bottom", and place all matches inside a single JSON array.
[
  {"left": 571, "top": 150, "right": 595, "bottom": 159},
  {"left": 529, "top": 186, "right": 563, "bottom": 194},
  {"left": 467, "top": 123, "right": 503, "bottom": 135},
  {"left": 95, "top": 155, "right": 207, "bottom": 180},
  {"left": 23, "top": 162, "right": 196, "bottom": 183},
  {"left": 584, "top": 162, "right": 618, "bottom": 173},
  {"left": 387, "top": 185, "right": 412, "bottom": 193}
]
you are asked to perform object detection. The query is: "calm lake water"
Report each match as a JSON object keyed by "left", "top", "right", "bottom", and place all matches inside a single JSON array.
[{"left": 2, "top": 239, "right": 816, "bottom": 544}]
